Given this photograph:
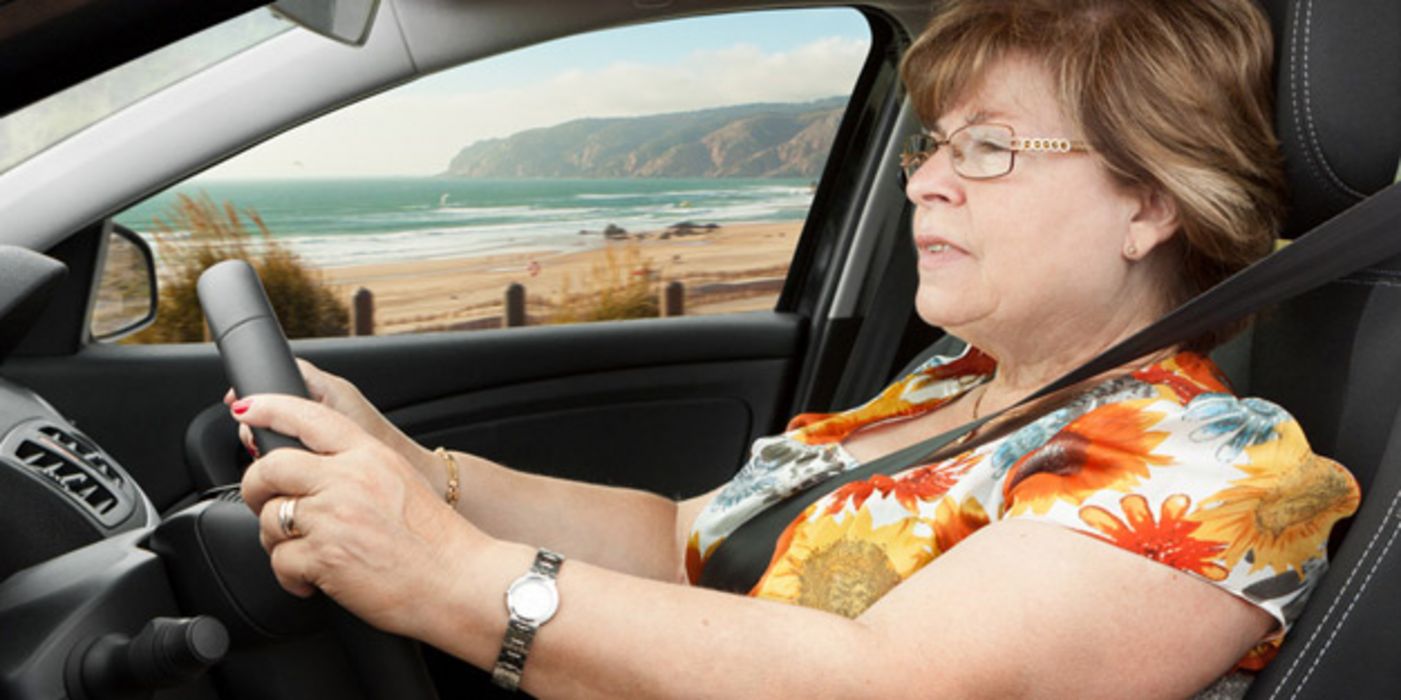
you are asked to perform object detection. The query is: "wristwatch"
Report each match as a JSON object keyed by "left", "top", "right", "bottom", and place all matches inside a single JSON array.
[{"left": 491, "top": 548, "right": 565, "bottom": 691}]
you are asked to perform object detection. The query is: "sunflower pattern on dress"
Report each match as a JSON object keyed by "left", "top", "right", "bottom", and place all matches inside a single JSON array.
[
  {"left": 687, "top": 347, "right": 1360, "bottom": 672},
  {"left": 685, "top": 348, "right": 996, "bottom": 582}
]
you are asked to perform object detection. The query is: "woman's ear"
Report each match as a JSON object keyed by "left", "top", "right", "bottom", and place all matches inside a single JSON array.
[{"left": 1124, "top": 188, "right": 1179, "bottom": 261}]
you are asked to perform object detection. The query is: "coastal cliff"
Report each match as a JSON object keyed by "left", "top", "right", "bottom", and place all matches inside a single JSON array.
[{"left": 443, "top": 97, "right": 844, "bottom": 178}]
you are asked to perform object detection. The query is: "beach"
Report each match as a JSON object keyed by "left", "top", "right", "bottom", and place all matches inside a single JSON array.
[
  {"left": 115, "top": 177, "right": 817, "bottom": 337},
  {"left": 318, "top": 220, "right": 802, "bottom": 335}
]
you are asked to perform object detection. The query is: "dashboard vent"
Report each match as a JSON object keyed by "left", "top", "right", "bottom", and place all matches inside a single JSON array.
[{"left": 8, "top": 423, "right": 136, "bottom": 528}]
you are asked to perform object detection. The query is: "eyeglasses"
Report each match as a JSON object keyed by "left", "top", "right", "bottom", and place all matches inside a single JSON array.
[{"left": 899, "top": 123, "right": 1092, "bottom": 183}]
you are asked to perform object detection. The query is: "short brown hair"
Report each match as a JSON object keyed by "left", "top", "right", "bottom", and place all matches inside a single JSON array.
[{"left": 901, "top": 0, "right": 1286, "bottom": 349}]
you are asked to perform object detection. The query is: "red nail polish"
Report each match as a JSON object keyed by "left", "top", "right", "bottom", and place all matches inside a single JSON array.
[
  {"left": 231, "top": 398, "right": 252, "bottom": 415},
  {"left": 247, "top": 443, "right": 259, "bottom": 459}
]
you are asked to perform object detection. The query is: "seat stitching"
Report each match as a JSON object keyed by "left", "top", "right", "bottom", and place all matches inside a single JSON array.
[
  {"left": 1272, "top": 484, "right": 1401, "bottom": 697},
  {"left": 1299, "top": 0, "right": 1365, "bottom": 199},
  {"left": 1270, "top": 485, "right": 1401, "bottom": 698},
  {"left": 1286, "top": 0, "right": 1330, "bottom": 199},
  {"left": 1290, "top": 496, "right": 1401, "bottom": 698}
]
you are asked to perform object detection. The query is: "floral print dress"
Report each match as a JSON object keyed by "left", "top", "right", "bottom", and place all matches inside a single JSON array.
[{"left": 686, "top": 347, "right": 1360, "bottom": 671}]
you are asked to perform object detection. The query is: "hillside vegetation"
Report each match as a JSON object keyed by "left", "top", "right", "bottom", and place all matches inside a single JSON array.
[{"left": 444, "top": 97, "right": 844, "bottom": 178}]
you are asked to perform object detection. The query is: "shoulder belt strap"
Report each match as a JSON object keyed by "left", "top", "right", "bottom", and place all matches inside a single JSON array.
[{"left": 698, "top": 181, "right": 1401, "bottom": 593}]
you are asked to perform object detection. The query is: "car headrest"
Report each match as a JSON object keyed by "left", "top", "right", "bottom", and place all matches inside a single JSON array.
[{"left": 1266, "top": 0, "right": 1401, "bottom": 238}]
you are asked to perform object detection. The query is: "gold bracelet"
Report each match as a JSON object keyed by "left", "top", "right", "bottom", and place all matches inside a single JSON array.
[{"left": 433, "top": 447, "right": 461, "bottom": 507}]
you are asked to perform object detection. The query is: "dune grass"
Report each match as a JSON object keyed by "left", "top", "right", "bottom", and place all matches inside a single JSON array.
[
  {"left": 127, "top": 193, "right": 348, "bottom": 343},
  {"left": 548, "top": 240, "right": 660, "bottom": 324}
]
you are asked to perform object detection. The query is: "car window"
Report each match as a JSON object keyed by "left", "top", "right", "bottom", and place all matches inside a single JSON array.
[
  {"left": 109, "top": 8, "right": 873, "bottom": 342},
  {"left": 0, "top": 8, "right": 292, "bottom": 175}
]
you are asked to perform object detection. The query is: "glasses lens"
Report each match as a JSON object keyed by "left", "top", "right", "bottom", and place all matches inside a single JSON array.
[
  {"left": 951, "top": 124, "right": 1014, "bottom": 179},
  {"left": 900, "top": 133, "right": 936, "bottom": 182}
]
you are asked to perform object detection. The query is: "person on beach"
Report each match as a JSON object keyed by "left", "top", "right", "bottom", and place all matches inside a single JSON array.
[{"left": 230, "top": 0, "right": 1359, "bottom": 696}]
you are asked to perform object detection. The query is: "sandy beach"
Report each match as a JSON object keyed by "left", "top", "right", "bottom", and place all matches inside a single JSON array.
[{"left": 318, "top": 220, "right": 803, "bottom": 335}]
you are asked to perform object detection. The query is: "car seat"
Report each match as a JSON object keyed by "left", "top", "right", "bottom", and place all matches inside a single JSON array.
[
  {"left": 1239, "top": 0, "right": 1401, "bottom": 696},
  {"left": 888, "top": 0, "right": 1401, "bottom": 695}
]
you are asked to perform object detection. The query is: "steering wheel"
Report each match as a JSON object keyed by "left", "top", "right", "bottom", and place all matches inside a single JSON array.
[{"left": 178, "top": 260, "right": 439, "bottom": 699}]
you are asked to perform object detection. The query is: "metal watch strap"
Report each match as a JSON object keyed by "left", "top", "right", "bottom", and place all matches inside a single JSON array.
[
  {"left": 491, "top": 548, "right": 565, "bottom": 691},
  {"left": 530, "top": 549, "right": 564, "bottom": 577},
  {"left": 491, "top": 619, "right": 537, "bottom": 690}
]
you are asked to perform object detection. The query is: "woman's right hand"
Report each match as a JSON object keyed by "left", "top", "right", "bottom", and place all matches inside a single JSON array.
[{"left": 225, "top": 359, "right": 422, "bottom": 464}]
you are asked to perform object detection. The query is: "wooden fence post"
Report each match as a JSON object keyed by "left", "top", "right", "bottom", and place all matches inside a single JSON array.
[
  {"left": 353, "top": 288, "right": 374, "bottom": 336},
  {"left": 663, "top": 281, "right": 685, "bottom": 317},
  {"left": 504, "top": 283, "right": 526, "bottom": 327}
]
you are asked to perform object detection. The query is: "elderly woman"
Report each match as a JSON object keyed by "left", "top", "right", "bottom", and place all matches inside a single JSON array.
[{"left": 230, "top": 0, "right": 1359, "bottom": 697}]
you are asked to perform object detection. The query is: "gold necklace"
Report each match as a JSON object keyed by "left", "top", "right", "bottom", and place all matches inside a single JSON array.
[
  {"left": 954, "top": 384, "right": 991, "bottom": 447},
  {"left": 971, "top": 383, "right": 990, "bottom": 420}
]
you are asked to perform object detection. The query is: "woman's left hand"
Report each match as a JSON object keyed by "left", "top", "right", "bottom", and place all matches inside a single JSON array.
[{"left": 232, "top": 394, "right": 481, "bottom": 639}]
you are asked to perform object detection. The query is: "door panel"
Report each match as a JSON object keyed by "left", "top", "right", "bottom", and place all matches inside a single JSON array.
[
  {"left": 0, "top": 313, "right": 803, "bottom": 510},
  {"left": 400, "top": 363, "right": 784, "bottom": 498}
]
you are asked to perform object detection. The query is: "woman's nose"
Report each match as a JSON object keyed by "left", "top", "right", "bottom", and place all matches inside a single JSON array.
[{"left": 904, "top": 146, "right": 963, "bottom": 207}]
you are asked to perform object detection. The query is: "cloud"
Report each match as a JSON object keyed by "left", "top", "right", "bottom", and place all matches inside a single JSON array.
[{"left": 206, "top": 36, "right": 869, "bottom": 178}]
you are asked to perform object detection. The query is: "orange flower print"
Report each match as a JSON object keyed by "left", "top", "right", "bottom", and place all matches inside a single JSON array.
[
  {"left": 933, "top": 495, "right": 990, "bottom": 554},
  {"left": 1235, "top": 640, "right": 1281, "bottom": 672},
  {"left": 1190, "top": 420, "right": 1360, "bottom": 575},
  {"left": 788, "top": 349, "right": 995, "bottom": 445},
  {"left": 684, "top": 531, "right": 714, "bottom": 585},
  {"left": 1079, "top": 494, "right": 1229, "bottom": 580},
  {"left": 825, "top": 451, "right": 980, "bottom": 515},
  {"left": 1004, "top": 403, "right": 1171, "bottom": 515},
  {"left": 1132, "top": 351, "right": 1231, "bottom": 403}
]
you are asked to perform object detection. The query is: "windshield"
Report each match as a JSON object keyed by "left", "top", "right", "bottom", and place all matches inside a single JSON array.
[{"left": 0, "top": 7, "right": 292, "bottom": 174}]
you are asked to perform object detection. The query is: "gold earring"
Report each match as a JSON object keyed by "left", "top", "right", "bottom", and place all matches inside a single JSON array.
[{"left": 1125, "top": 241, "right": 1139, "bottom": 258}]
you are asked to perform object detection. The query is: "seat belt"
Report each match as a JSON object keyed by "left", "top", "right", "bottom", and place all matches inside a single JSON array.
[{"left": 698, "top": 180, "right": 1401, "bottom": 594}]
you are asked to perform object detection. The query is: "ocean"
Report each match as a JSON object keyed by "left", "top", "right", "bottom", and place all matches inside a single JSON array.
[{"left": 114, "top": 177, "right": 815, "bottom": 268}]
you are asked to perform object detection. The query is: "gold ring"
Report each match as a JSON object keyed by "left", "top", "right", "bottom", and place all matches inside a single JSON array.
[{"left": 278, "top": 497, "right": 302, "bottom": 538}]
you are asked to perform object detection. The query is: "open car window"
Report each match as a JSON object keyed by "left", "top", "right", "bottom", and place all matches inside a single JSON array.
[{"left": 105, "top": 8, "right": 873, "bottom": 342}]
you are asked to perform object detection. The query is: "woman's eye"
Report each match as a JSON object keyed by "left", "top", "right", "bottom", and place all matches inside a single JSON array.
[{"left": 970, "top": 137, "right": 1010, "bottom": 155}]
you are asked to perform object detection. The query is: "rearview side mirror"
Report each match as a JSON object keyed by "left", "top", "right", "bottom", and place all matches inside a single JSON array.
[
  {"left": 273, "top": 0, "right": 380, "bottom": 47},
  {"left": 90, "top": 224, "right": 157, "bottom": 342}
]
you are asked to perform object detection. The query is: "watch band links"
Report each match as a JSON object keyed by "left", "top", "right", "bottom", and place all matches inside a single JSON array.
[
  {"left": 491, "top": 618, "right": 535, "bottom": 689},
  {"left": 491, "top": 548, "right": 564, "bottom": 691},
  {"left": 532, "top": 549, "right": 564, "bottom": 576}
]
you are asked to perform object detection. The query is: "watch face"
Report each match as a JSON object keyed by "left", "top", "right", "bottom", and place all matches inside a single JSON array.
[{"left": 507, "top": 574, "right": 559, "bottom": 624}]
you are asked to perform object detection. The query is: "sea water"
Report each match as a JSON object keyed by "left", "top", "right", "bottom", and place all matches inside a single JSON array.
[{"left": 115, "top": 177, "right": 814, "bottom": 269}]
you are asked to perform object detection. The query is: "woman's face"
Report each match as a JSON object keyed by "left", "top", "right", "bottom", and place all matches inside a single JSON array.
[{"left": 906, "top": 55, "right": 1162, "bottom": 352}]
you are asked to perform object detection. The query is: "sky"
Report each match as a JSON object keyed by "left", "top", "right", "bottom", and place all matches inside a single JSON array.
[{"left": 202, "top": 8, "right": 871, "bottom": 179}]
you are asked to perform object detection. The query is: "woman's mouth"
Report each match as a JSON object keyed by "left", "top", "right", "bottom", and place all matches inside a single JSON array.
[{"left": 915, "top": 236, "right": 966, "bottom": 269}]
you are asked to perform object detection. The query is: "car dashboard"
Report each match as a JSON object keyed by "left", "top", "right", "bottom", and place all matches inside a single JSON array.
[
  {"left": 0, "top": 246, "right": 410, "bottom": 699},
  {"left": 0, "top": 373, "right": 188, "bottom": 698}
]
